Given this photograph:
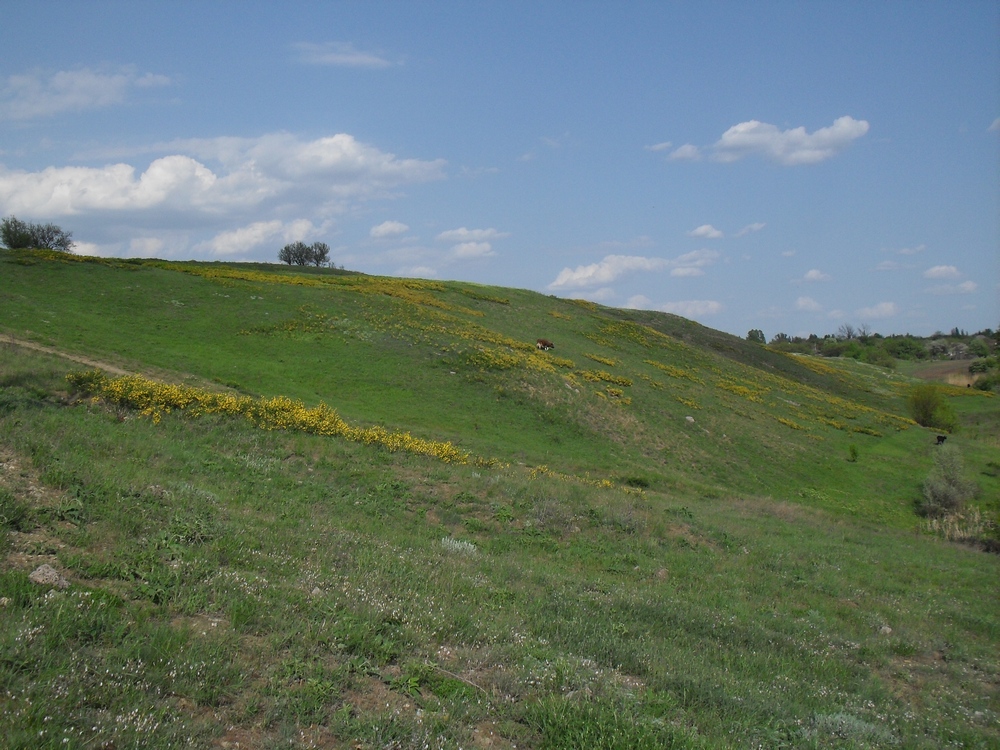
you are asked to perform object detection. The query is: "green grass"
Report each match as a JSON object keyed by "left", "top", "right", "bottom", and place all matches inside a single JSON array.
[{"left": 1, "top": 250, "right": 998, "bottom": 748}]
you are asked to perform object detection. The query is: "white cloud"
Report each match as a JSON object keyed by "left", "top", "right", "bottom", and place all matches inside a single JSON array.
[
  {"left": 856, "top": 302, "right": 898, "bottom": 319},
  {"left": 802, "top": 269, "right": 831, "bottom": 282},
  {"left": 370, "top": 220, "right": 409, "bottom": 238},
  {"left": 894, "top": 244, "right": 925, "bottom": 255},
  {"left": 927, "top": 281, "right": 978, "bottom": 295},
  {"left": 657, "top": 300, "right": 724, "bottom": 317},
  {"left": 199, "top": 219, "right": 321, "bottom": 256},
  {"left": 548, "top": 254, "right": 669, "bottom": 290},
  {"left": 129, "top": 237, "right": 165, "bottom": 257},
  {"left": 671, "top": 267, "right": 704, "bottom": 277},
  {"left": 669, "top": 144, "right": 701, "bottom": 161},
  {"left": 451, "top": 241, "right": 494, "bottom": 259},
  {"left": 625, "top": 295, "right": 652, "bottom": 309},
  {"left": 673, "top": 248, "right": 720, "bottom": 268},
  {"left": 712, "top": 116, "right": 869, "bottom": 165},
  {"left": 0, "top": 132, "right": 445, "bottom": 219},
  {"left": 923, "top": 265, "right": 960, "bottom": 279},
  {"left": 646, "top": 141, "right": 672, "bottom": 152},
  {"left": 875, "top": 260, "right": 901, "bottom": 271},
  {"left": 548, "top": 247, "right": 719, "bottom": 290},
  {"left": 990, "top": 117, "right": 1000, "bottom": 132},
  {"left": 795, "top": 296, "right": 822, "bottom": 312},
  {"left": 0, "top": 66, "right": 170, "bottom": 120},
  {"left": 292, "top": 41, "right": 392, "bottom": 69},
  {"left": 735, "top": 222, "right": 766, "bottom": 237},
  {"left": 687, "top": 224, "right": 723, "bottom": 239},
  {"left": 781, "top": 250, "right": 796, "bottom": 257},
  {"left": 435, "top": 227, "right": 507, "bottom": 260},
  {"left": 436, "top": 227, "right": 508, "bottom": 243}
]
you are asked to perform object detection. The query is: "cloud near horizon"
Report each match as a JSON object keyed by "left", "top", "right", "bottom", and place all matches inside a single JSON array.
[
  {"left": 0, "top": 133, "right": 446, "bottom": 220},
  {"left": 856, "top": 301, "right": 898, "bottom": 319},
  {"left": 0, "top": 66, "right": 171, "bottom": 120}
]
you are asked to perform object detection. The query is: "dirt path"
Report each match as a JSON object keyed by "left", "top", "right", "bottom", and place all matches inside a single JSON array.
[{"left": 3, "top": 334, "right": 133, "bottom": 376}]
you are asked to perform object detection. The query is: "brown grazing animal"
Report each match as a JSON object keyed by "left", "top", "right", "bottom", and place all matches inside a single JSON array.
[{"left": 536, "top": 339, "right": 555, "bottom": 350}]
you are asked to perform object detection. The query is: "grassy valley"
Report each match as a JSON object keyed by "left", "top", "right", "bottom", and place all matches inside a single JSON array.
[{"left": 1, "top": 249, "right": 998, "bottom": 749}]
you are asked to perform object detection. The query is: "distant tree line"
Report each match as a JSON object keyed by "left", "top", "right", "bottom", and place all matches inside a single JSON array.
[
  {"left": 747, "top": 324, "right": 999, "bottom": 391},
  {"left": 1, "top": 216, "right": 74, "bottom": 253},
  {"left": 278, "top": 241, "right": 331, "bottom": 267}
]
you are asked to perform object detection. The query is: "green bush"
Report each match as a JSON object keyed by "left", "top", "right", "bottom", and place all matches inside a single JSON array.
[
  {"left": 907, "top": 383, "right": 957, "bottom": 432},
  {"left": 919, "top": 445, "right": 978, "bottom": 517}
]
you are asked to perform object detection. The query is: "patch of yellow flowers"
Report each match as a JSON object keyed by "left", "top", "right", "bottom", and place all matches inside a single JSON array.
[{"left": 65, "top": 370, "right": 498, "bottom": 466}]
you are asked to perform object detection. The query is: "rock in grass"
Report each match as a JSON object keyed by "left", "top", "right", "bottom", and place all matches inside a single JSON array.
[{"left": 29, "top": 564, "right": 69, "bottom": 589}]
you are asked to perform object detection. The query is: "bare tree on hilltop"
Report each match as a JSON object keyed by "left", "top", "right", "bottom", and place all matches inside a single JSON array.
[
  {"left": 1, "top": 216, "right": 74, "bottom": 253},
  {"left": 278, "top": 241, "right": 331, "bottom": 267}
]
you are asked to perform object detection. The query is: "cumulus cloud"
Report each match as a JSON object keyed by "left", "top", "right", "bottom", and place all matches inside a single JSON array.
[
  {"left": 370, "top": 220, "right": 409, "bottom": 238},
  {"left": 923, "top": 265, "right": 960, "bottom": 279},
  {"left": 927, "top": 281, "right": 978, "bottom": 295},
  {"left": 451, "top": 242, "right": 494, "bottom": 259},
  {"left": 129, "top": 237, "right": 165, "bottom": 257},
  {"left": 673, "top": 248, "right": 720, "bottom": 271},
  {"left": 856, "top": 302, "right": 898, "bottom": 319},
  {"left": 0, "top": 132, "right": 445, "bottom": 219},
  {"left": 548, "top": 248, "right": 719, "bottom": 290},
  {"left": 646, "top": 141, "right": 672, "bottom": 152},
  {"left": 875, "top": 260, "right": 901, "bottom": 271},
  {"left": 434, "top": 227, "right": 507, "bottom": 261},
  {"left": 671, "top": 266, "right": 704, "bottom": 278},
  {"left": 669, "top": 144, "right": 701, "bottom": 161},
  {"left": 735, "top": 222, "right": 766, "bottom": 237},
  {"left": 0, "top": 66, "right": 170, "bottom": 120},
  {"left": 802, "top": 269, "right": 831, "bottom": 282},
  {"left": 712, "top": 116, "right": 869, "bottom": 165},
  {"left": 990, "top": 117, "right": 1000, "bottom": 132},
  {"left": 199, "top": 219, "right": 322, "bottom": 256},
  {"left": 658, "top": 300, "right": 724, "bottom": 317},
  {"left": 795, "top": 296, "right": 822, "bottom": 312},
  {"left": 548, "top": 255, "right": 669, "bottom": 290},
  {"left": 625, "top": 295, "right": 652, "bottom": 309},
  {"left": 894, "top": 244, "right": 925, "bottom": 255},
  {"left": 292, "top": 41, "right": 392, "bottom": 68},
  {"left": 687, "top": 224, "right": 723, "bottom": 239}
]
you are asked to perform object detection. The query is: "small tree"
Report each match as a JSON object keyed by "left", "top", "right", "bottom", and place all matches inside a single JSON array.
[
  {"left": 279, "top": 241, "right": 331, "bottom": 266},
  {"left": 0, "top": 215, "right": 73, "bottom": 252},
  {"left": 309, "top": 242, "right": 330, "bottom": 267},
  {"left": 746, "top": 329, "right": 765, "bottom": 344}
]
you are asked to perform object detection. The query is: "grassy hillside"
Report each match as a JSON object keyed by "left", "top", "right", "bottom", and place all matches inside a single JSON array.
[{"left": 1, "top": 249, "right": 998, "bottom": 749}]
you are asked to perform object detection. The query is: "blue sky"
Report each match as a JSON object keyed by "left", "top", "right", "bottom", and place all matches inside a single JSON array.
[{"left": 1, "top": 1, "right": 997, "bottom": 339}]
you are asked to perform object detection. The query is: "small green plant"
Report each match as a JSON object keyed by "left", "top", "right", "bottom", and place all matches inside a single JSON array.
[
  {"left": 919, "top": 445, "right": 978, "bottom": 517},
  {"left": 0, "top": 488, "right": 32, "bottom": 531},
  {"left": 847, "top": 444, "right": 859, "bottom": 462}
]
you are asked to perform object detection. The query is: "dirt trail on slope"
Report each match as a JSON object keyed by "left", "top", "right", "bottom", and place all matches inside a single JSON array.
[{"left": 3, "top": 334, "right": 134, "bottom": 376}]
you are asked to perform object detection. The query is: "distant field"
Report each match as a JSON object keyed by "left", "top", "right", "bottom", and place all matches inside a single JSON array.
[{"left": 1, "top": 250, "right": 997, "bottom": 749}]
